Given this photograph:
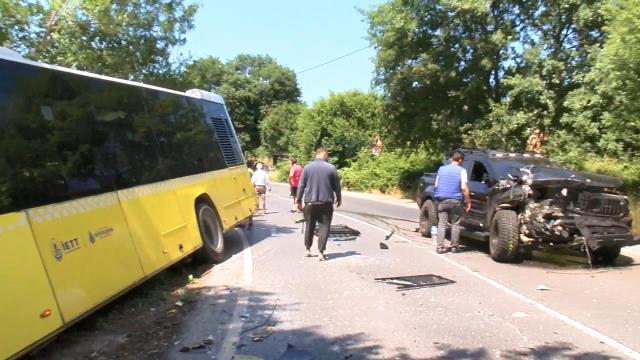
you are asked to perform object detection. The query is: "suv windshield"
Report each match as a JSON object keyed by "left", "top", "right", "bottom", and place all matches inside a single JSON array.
[{"left": 492, "top": 157, "right": 561, "bottom": 177}]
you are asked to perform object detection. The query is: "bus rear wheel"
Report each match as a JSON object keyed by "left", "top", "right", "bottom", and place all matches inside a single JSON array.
[{"left": 195, "top": 202, "right": 225, "bottom": 263}]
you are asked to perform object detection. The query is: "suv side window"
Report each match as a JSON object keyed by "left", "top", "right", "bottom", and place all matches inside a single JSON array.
[{"left": 470, "top": 161, "right": 490, "bottom": 184}]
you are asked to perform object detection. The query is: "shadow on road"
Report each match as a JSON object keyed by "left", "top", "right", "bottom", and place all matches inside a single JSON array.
[
  {"left": 326, "top": 250, "right": 360, "bottom": 261},
  {"left": 430, "top": 341, "right": 622, "bottom": 360},
  {"left": 173, "top": 284, "right": 624, "bottom": 360}
]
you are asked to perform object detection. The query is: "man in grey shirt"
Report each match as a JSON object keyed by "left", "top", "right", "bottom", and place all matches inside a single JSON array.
[{"left": 295, "top": 147, "right": 342, "bottom": 261}]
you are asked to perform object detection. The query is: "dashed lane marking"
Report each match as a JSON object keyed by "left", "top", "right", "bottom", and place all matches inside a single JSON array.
[{"left": 269, "top": 192, "right": 640, "bottom": 359}]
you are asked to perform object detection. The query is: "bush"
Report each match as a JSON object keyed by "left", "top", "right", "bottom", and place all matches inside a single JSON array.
[
  {"left": 272, "top": 160, "right": 291, "bottom": 182},
  {"left": 339, "top": 148, "right": 441, "bottom": 195}
]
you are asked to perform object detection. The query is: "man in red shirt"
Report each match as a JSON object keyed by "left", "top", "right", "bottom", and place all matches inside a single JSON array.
[{"left": 288, "top": 158, "right": 303, "bottom": 212}]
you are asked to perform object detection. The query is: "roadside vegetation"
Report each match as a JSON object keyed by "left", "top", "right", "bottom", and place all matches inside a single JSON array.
[{"left": 2, "top": 0, "right": 638, "bottom": 227}]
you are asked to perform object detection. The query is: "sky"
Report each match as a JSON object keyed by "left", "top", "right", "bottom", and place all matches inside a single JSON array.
[{"left": 180, "top": 0, "right": 385, "bottom": 105}]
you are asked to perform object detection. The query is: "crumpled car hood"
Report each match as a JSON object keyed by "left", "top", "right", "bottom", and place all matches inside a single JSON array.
[{"left": 521, "top": 167, "right": 623, "bottom": 188}]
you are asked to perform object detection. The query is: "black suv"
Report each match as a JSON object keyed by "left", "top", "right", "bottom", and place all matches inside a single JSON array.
[{"left": 416, "top": 149, "right": 637, "bottom": 263}]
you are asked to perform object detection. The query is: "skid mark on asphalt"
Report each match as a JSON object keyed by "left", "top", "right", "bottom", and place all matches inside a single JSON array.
[{"left": 269, "top": 192, "right": 640, "bottom": 359}]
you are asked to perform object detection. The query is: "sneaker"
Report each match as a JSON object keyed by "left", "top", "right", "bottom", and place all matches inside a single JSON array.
[
  {"left": 304, "top": 249, "right": 312, "bottom": 257},
  {"left": 318, "top": 253, "right": 327, "bottom": 261},
  {"left": 436, "top": 246, "right": 446, "bottom": 254}
]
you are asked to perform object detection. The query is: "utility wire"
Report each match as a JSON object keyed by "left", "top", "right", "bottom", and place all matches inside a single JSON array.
[{"left": 296, "top": 44, "right": 373, "bottom": 75}]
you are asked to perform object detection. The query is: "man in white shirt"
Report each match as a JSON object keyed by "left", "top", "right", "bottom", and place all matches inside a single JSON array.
[{"left": 251, "top": 162, "right": 271, "bottom": 212}]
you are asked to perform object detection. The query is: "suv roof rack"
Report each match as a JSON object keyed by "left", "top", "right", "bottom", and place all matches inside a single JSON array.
[
  {"left": 457, "top": 148, "right": 548, "bottom": 159},
  {"left": 457, "top": 148, "right": 489, "bottom": 155}
]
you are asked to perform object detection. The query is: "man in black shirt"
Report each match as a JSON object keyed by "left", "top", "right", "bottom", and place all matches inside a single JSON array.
[{"left": 295, "top": 147, "right": 342, "bottom": 261}]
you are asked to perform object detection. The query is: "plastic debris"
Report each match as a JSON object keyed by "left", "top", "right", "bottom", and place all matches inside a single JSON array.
[
  {"left": 375, "top": 274, "right": 455, "bottom": 291},
  {"left": 252, "top": 326, "right": 273, "bottom": 342},
  {"left": 191, "top": 343, "right": 206, "bottom": 350},
  {"left": 203, "top": 336, "right": 214, "bottom": 345},
  {"left": 175, "top": 300, "right": 184, "bottom": 307},
  {"left": 384, "top": 229, "right": 395, "bottom": 240},
  {"left": 536, "top": 285, "right": 551, "bottom": 291}
]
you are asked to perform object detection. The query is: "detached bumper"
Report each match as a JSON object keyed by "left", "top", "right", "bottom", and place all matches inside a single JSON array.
[{"left": 575, "top": 216, "right": 636, "bottom": 250}]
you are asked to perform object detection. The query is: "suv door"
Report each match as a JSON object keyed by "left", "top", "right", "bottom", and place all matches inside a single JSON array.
[{"left": 465, "top": 160, "right": 492, "bottom": 231}]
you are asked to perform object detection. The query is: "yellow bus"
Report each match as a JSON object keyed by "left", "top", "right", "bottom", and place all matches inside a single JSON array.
[{"left": 0, "top": 49, "right": 257, "bottom": 359}]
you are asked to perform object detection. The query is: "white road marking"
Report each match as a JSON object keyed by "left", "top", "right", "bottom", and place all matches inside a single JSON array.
[
  {"left": 270, "top": 192, "right": 640, "bottom": 359},
  {"left": 217, "top": 230, "right": 253, "bottom": 359}
]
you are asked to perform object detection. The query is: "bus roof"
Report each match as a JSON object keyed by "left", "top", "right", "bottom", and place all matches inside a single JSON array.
[{"left": 0, "top": 47, "right": 224, "bottom": 104}]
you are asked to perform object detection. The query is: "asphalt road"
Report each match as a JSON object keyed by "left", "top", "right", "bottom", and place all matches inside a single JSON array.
[{"left": 169, "top": 183, "right": 640, "bottom": 360}]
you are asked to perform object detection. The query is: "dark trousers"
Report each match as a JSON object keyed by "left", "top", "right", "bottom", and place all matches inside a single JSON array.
[
  {"left": 304, "top": 202, "right": 334, "bottom": 253},
  {"left": 437, "top": 199, "right": 464, "bottom": 247}
]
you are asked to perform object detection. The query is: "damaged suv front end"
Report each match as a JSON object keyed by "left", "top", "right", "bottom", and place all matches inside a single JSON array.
[{"left": 503, "top": 164, "right": 634, "bottom": 261}]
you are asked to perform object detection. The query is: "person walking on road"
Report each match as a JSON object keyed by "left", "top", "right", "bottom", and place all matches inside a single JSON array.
[
  {"left": 288, "top": 158, "right": 303, "bottom": 212},
  {"left": 295, "top": 147, "right": 342, "bottom": 261},
  {"left": 433, "top": 150, "right": 472, "bottom": 254},
  {"left": 251, "top": 162, "right": 271, "bottom": 213}
]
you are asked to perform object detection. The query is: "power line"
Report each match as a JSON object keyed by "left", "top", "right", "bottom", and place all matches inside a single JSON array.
[{"left": 296, "top": 44, "right": 373, "bottom": 75}]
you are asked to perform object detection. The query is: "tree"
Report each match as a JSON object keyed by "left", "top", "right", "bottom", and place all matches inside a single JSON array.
[
  {"left": 366, "top": 0, "right": 518, "bottom": 151},
  {"left": 180, "top": 56, "right": 227, "bottom": 91},
  {"left": 366, "top": 0, "right": 608, "bottom": 152},
  {"left": 0, "top": 0, "right": 34, "bottom": 47},
  {"left": 465, "top": 0, "right": 607, "bottom": 150},
  {"left": 5, "top": 0, "right": 198, "bottom": 81},
  {"left": 293, "top": 91, "right": 384, "bottom": 168},
  {"left": 259, "top": 102, "right": 306, "bottom": 155},
  {"left": 555, "top": 0, "right": 640, "bottom": 162}
]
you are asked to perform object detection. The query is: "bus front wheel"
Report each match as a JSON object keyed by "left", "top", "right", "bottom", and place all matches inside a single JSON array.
[{"left": 195, "top": 202, "right": 225, "bottom": 263}]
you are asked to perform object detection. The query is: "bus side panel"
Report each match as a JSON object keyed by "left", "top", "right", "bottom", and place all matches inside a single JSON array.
[
  {"left": 213, "top": 166, "right": 257, "bottom": 231},
  {"left": 0, "top": 212, "right": 64, "bottom": 360},
  {"left": 117, "top": 181, "right": 193, "bottom": 275},
  {"left": 176, "top": 167, "right": 257, "bottom": 235},
  {"left": 28, "top": 193, "right": 144, "bottom": 322}
]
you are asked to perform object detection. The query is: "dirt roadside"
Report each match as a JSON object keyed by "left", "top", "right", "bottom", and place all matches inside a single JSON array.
[{"left": 24, "top": 260, "right": 211, "bottom": 360}]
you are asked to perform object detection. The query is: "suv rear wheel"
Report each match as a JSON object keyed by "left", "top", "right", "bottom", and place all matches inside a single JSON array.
[
  {"left": 490, "top": 209, "right": 520, "bottom": 262},
  {"left": 419, "top": 200, "right": 437, "bottom": 238}
]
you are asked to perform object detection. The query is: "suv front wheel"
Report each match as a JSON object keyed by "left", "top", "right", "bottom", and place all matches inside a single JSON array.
[
  {"left": 419, "top": 200, "right": 437, "bottom": 238},
  {"left": 490, "top": 209, "right": 520, "bottom": 262}
]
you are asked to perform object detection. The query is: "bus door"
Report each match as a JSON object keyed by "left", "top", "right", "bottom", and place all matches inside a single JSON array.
[
  {"left": 27, "top": 194, "right": 145, "bottom": 323},
  {"left": 0, "top": 212, "right": 63, "bottom": 360}
]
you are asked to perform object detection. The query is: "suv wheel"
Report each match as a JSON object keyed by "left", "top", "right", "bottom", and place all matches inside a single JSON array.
[
  {"left": 419, "top": 200, "right": 437, "bottom": 238},
  {"left": 489, "top": 209, "right": 520, "bottom": 262}
]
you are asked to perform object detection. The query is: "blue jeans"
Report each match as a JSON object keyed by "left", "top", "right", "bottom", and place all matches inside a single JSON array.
[{"left": 437, "top": 199, "right": 463, "bottom": 247}]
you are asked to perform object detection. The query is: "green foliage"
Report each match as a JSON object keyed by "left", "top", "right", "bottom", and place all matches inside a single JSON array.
[
  {"left": 259, "top": 102, "right": 306, "bottom": 155},
  {"left": 272, "top": 159, "right": 292, "bottom": 183},
  {"left": 367, "top": 0, "right": 607, "bottom": 152},
  {"left": 292, "top": 91, "right": 384, "bottom": 167},
  {"left": 8, "top": 0, "right": 198, "bottom": 81},
  {"left": 182, "top": 55, "right": 301, "bottom": 151},
  {"left": 366, "top": 0, "right": 517, "bottom": 150},
  {"left": 339, "top": 148, "right": 440, "bottom": 194},
  {"left": 0, "top": 0, "right": 34, "bottom": 47},
  {"left": 555, "top": 0, "right": 640, "bottom": 162}
]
